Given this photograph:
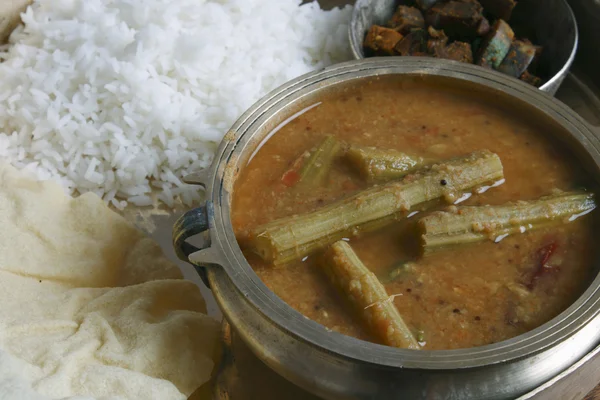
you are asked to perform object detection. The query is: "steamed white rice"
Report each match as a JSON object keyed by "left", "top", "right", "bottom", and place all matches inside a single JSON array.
[{"left": 0, "top": 0, "right": 352, "bottom": 209}]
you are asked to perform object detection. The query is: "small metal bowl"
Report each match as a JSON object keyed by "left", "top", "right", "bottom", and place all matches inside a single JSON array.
[{"left": 348, "top": 0, "right": 578, "bottom": 94}]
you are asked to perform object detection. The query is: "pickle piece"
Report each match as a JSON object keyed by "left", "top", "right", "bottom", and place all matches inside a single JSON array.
[
  {"left": 389, "top": 6, "right": 425, "bottom": 35},
  {"left": 416, "top": 0, "right": 439, "bottom": 11},
  {"left": 478, "top": 0, "right": 517, "bottom": 21},
  {"left": 379, "top": 261, "right": 416, "bottom": 284},
  {"left": 520, "top": 70, "right": 542, "bottom": 87},
  {"left": 394, "top": 28, "right": 428, "bottom": 56},
  {"left": 476, "top": 19, "right": 514, "bottom": 69},
  {"left": 434, "top": 41, "right": 474, "bottom": 63},
  {"left": 476, "top": 16, "right": 490, "bottom": 36},
  {"left": 425, "top": 0, "right": 484, "bottom": 39},
  {"left": 426, "top": 26, "right": 448, "bottom": 54},
  {"left": 497, "top": 40, "right": 537, "bottom": 78},
  {"left": 364, "top": 25, "right": 404, "bottom": 56}
]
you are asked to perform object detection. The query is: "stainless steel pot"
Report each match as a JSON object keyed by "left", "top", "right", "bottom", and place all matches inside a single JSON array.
[
  {"left": 173, "top": 58, "right": 600, "bottom": 400},
  {"left": 348, "top": 0, "right": 578, "bottom": 95}
]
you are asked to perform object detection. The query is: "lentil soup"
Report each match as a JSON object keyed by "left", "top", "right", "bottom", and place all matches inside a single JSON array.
[{"left": 231, "top": 76, "right": 598, "bottom": 350}]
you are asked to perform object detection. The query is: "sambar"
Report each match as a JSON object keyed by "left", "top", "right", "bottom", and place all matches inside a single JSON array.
[{"left": 231, "top": 76, "right": 597, "bottom": 350}]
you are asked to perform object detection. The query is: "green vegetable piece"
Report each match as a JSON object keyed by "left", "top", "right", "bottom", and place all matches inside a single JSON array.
[
  {"left": 249, "top": 150, "right": 504, "bottom": 265},
  {"left": 416, "top": 330, "right": 426, "bottom": 343},
  {"left": 346, "top": 145, "right": 426, "bottom": 182},
  {"left": 379, "top": 261, "right": 416, "bottom": 284},
  {"left": 419, "top": 191, "right": 596, "bottom": 255},
  {"left": 297, "top": 135, "right": 341, "bottom": 188},
  {"left": 322, "top": 241, "right": 420, "bottom": 349}
]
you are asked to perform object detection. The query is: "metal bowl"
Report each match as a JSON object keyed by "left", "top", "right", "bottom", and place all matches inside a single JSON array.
[
  {"left": 348, "top": 0, "right": 578, "bottom": 95},
  {"left": 173, "top": 58, "right": 600, "bottom": 400}
]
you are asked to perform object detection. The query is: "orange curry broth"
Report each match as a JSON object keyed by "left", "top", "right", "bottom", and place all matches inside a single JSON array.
[{"left": 230, "top": 76, "right": 598, "bottom": 350}]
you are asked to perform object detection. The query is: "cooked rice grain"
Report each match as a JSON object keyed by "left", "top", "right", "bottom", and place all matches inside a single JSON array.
[{"left": 0, "top": 0, "right": 352, "bottom": 208}]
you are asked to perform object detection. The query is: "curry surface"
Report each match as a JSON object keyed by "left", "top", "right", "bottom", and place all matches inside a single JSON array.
[{"left": 231, "top": 76, "right": 597, "bottom": 350}]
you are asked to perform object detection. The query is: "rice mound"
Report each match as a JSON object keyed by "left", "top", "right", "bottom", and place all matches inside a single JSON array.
[{"left": 0, "top": 0, "right": 352, "bottom": 209}]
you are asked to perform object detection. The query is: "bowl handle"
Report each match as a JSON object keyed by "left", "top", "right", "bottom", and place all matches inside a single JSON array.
[{"left": 172, "top": 202, "right": 213, "bottom": 287}]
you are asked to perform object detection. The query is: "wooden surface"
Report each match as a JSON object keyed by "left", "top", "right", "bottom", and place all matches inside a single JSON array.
[{"left": 585, "top": 387, "right": 600, "bottom": 400}]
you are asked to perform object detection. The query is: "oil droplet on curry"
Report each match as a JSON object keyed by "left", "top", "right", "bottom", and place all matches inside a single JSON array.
[{"left": 231, "top": 76, "right": 598, "bottom": 350}]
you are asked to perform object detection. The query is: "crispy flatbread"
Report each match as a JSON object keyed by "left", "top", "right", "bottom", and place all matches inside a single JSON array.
[{"left": 0, "top": 164, "right": 219, "bottom": 400}]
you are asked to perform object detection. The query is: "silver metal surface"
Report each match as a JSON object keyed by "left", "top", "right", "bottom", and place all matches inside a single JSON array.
[
  {"left": 517, "top": 340, "right": 600, "bottom": 400},
  {"left": 348, "top": 0, "right": 578, "bottom": 95},
  {"left": 174, "top": 58, "right": 600, "bottom": 400}
]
